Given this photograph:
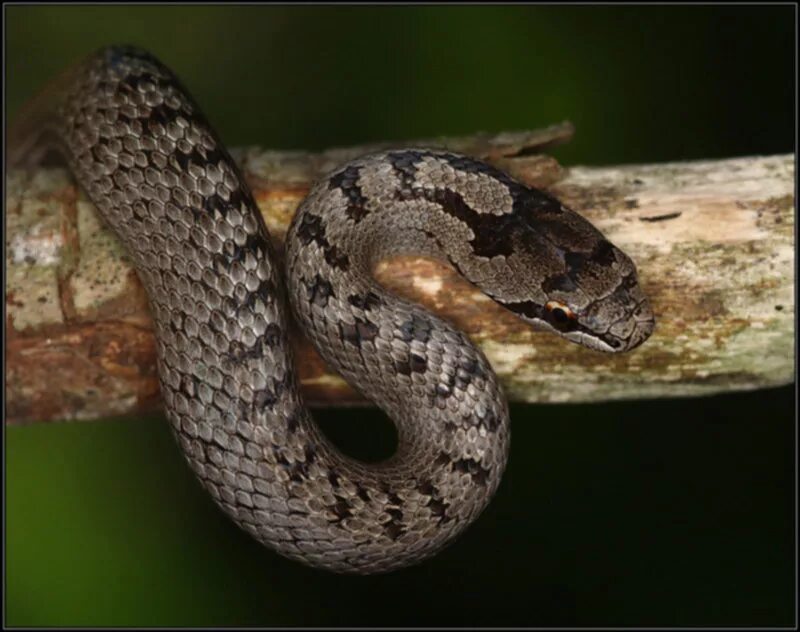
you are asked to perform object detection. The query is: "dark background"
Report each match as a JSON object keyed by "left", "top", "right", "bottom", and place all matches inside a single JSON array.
[{"left": 5, "top": 5, "right": 795, "bottom": 627}]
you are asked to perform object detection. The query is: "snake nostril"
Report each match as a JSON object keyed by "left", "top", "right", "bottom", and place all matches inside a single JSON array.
[{"left": 609, "top": 337, "right": 624, "bottom": 351}]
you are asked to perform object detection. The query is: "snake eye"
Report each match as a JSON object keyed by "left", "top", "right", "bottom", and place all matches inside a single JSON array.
[{"left": 545, "top": 301, "right": 577, "bottom": 332}]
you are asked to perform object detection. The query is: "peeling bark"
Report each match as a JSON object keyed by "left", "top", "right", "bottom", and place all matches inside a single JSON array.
[{"left": 4, "top": 124, "right": 794, "bottom": 424}]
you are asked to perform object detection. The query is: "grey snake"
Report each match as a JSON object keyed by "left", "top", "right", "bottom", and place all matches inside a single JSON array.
[{"left": 9, "top": 46, "right": 655, "bottom": 574}]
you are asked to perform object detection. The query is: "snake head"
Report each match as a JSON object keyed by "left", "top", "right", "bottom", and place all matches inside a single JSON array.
[
  {"left": 492, "top": 203, "right": 655, "bottom": 353},
  {"left": 536, "top": 243, "right": 655, "bottom": 353}
]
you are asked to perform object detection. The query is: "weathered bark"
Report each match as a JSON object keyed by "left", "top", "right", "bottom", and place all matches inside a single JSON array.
[{"left": 5, "top": 123, "right": 795, "bottom": 424}]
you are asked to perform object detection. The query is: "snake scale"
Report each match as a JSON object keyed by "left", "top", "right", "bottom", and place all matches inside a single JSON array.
[{"left": 10, "top": 46, "right": 655, "bottom": 574}]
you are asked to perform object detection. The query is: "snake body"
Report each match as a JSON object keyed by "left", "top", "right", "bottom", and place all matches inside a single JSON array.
[{"left": 11, "top": 46, "right": 654, "bottom": 574}]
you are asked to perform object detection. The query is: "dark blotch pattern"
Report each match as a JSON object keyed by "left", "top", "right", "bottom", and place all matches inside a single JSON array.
[
  {"left": 340, "top": 318, "right": 379, "bottom": 347},
  {"left": 383, "top": 506, "right": 406, "bottom": 541},
  {"left": 417, "top": 478, "right": 451, "bottom": 524},
  {"left": 542, "top": 273, "right": 578, "bottom": 293},
  {"left": 263, "top": 323, "right": 282, "bottom": 347},
  {"left": 410, "top": 353, "right": 428, "bottom": 373},
  {"left": 330, "top": 165, "right": 370, "bottom": 222},
  {"left": 286, "top": 413, "right": 300, "bottom": 434},
  {"left": 564, "top": 239, "right": 616, "bottom": 275},
  {"left": 387, "top": 150, "right": 566, "bottom": 259},
  {"left": 387, "top": 151, "right": 423, "bottom": 191},
  {"left": 296, "top": 213, "right": 350, "bottom": 270},
  {"left": 275, "top": 448, "right": 311, "bottom": 483},
  {"left": 398, "top": 314, "right": 432, "bottom": 343},
  {"left": 324, "top": 245, "right": 350, "bottom": 270},
  {"left": 225, "top": 338, "right": 270, "bottom": 364},
  {"left": 296, "top": 213, "right": 326, "bottom": 247},
  {"left": 243, "top": 277, "right": 276, "bottom": 311},
  {"left": 331, "top": 495, "right": 354, "bottom": 522},
  {"left": 304, "top": 274, "right": 335, "bottom": 308},
  {"left": 396, "top": 353, "right": 428, "bottom": 376},
  {"left": 452, "top": 457, "right": 491, "bottom": 486},
  {"left": 348, "top": 290, "right": 382, "bottom": 311}
]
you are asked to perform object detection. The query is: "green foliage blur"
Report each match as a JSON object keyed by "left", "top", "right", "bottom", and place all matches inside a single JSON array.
[
  {"left": 6, "top": 5, "right": 794, "bottom": 627},
  {"left": 7, "top": 6, "right": 793, "bottom": 163}
]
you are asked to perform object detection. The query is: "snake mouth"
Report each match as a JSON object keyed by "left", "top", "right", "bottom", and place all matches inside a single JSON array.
[
  {"left": 564, "top": 318, "right": 654, "bottom": 353},
  {"left": 506, "top": 300, "right": 655, "bottom": 353}
]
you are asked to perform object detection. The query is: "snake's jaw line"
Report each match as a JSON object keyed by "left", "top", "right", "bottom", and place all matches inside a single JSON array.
[
  {"left": 507, "top": 298, "right": 655, "bottom": 354},
  {"left": 20, "top": 45, "right": 655, "bottom": 574}
]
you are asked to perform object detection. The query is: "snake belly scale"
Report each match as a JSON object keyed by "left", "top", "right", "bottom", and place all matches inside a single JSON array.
[{"left": 9, "top": 46, "right": 655, "bottom": 574}]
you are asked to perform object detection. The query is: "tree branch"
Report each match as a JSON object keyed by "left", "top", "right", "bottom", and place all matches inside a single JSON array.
[{"left": 5, "top": 123, "right": 794, "bottom": 424}]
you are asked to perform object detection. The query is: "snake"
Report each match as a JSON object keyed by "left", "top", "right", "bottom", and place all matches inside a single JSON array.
[{"left": 9, "top": 46, "right": 655, "bottom": 574}]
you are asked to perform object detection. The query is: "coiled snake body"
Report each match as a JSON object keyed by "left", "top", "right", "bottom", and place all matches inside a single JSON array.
[{"left": 10, "top": 47, "right": 654, "bottom": 574}]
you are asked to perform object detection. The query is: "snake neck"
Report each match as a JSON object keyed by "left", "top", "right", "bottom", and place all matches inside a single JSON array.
[
  {"left": 283, "top": 157, "right": 513, "bottom": 538},
  {"left": 285, "top": 152, "right": 513, "bottom": 460}
]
